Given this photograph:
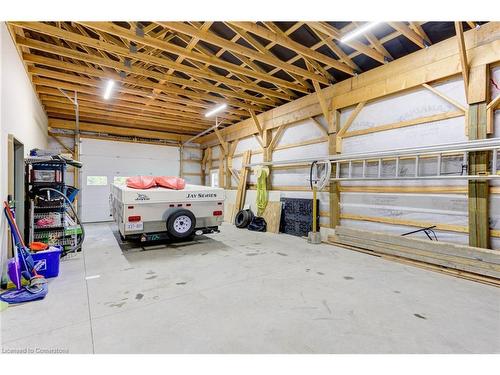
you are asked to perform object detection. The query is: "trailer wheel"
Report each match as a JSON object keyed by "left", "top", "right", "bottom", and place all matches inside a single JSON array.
[{"left": 167, "top": 209, "right": 196, "bottom": 239}]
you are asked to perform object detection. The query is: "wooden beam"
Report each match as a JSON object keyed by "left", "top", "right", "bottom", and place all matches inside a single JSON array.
[
  {"left": 158, "top": 22, "right": 329, "bottom": 84},
  {"left": 41, "top": 96, "right": 210, "bottom": 129},
  {"left": 467, "top": 103, "right": 490, "bottom": 248},
  {"left": 454, "top": 21, "right": 469, "bottom": 102},
  {"left": 306, "top": 25, "right": 360, "bottom": 71},
  {"left": 310, "top": 117, "right": 329, "bottom": 136},
  {"left": 467, "top": 64, "right": 489, "bottom": 104},
  {"left": 49, "top": 118, "right": 192, "bottom": 142},
  {"left": 409, "top": 22, "right": 431, "bottom": 45},
  {"left": 34, "top": 84, "right": 243, "bottom": 119},
  {"left": 308, "top": 22, "right": 386, "bottom": 64},
  {"left": 198, "top": 22, "right": 500, "bottom": 145},
  {"left": 15, "top": 21, "right": 304, "bottom": 97},
  {"left": 223, "top": 22, "right": 312, "bottom": 92},
  {"left": 269, "top": 125, "right": 287, "bottom": 151},
  {"left": 422, "top": 83, "right": 466, "bottom": 112},
  {"left": 50, "top": 133, "right": 74, "bottom": 154},
  {"left": 264, "top": 22, "right": 335, "bottom": 82},
  {"left": 41, "top": 97, "right": 206, "bottom": 131},
  {"left": 337, "top": 101, "right": 366, "bottom": 138},
  {"left": 39, "top": 92, "right": 219, "bottom": 123},
  {"left": 329, "top": 108, "right": 340, "bottom": 228},
  {"left": 232, "top": 21, "right": 354, "bottom": 76},
  {"left": 248, "top": 109, "right": 263, "bottom": 136},
  {"left": 308, "top": 62, "right": 332, "bottom": 126},
  {"left": 389, "top": 22, "right": 426, "bottom": 49},
  {"left": 487, "top": 93, "right": 500, "bottom": 110},
  {"left": 234, "top": 150, "right": 252, "bottom": 212},
  {"left": 25, "top": 53, "right": 274, "bottom": 108},
  {"left": 486, "top": 90, "right": 499, "bottom": 135},
  {"left": 17, "top": 37, "right": 271, "bottom": 109},
  {"left": 213, "top": 127, "right": 228, "bottom": 154},
  {"left": 343, "top": 111, "right": 464, "bottom": 138}
]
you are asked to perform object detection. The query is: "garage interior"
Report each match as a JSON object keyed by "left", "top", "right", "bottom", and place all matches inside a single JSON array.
[{"left": 1, "top": 19, "right": 499, "bottom": 354}]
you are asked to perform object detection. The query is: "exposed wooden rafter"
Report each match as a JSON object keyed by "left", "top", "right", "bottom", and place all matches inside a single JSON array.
[{"left": 6, "top": 21, "right": 487, "bottom": 144}]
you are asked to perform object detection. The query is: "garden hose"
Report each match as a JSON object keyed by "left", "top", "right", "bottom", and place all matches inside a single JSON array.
[
  {"left": 38, "top": 188, "right": 85, "bottom": 255},
  {"left": 309, "top": 160, "right": 332, "bottom": 191}
]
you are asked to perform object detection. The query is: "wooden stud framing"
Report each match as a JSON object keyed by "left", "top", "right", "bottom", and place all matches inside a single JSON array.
[
  {"left": 455, "top": 21, "right": 469, "bottom": 102},
  {"left": 342, "top": 110, "right": 464, "bottom": 138},
  {"left": 329, "top": 108, "right": 341, "bottom": 228},
  {"left": 468, "top": 102, "right": 490, "bottom": 248},
  {"left": 421, "top": 83, "right": 466, "bottom": 112},
  {"left": 234, "top": 150, "right": 252, "bottom": 213}
]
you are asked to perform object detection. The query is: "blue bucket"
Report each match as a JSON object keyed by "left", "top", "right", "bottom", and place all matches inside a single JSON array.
[{"left": 31, "top": 246, "right": 62, "bottom": 278}]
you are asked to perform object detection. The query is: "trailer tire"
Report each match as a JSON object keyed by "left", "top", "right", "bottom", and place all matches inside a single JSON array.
[
  {"left": 167, "top": 209, "right": 196, "bottom": 239},
  {"left": 235, "top": 209, "right": 253, "bottom": 228}
]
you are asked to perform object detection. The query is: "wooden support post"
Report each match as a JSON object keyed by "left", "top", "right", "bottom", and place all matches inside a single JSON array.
[
  {"left": 201, "top": 148, "right": 208, "bottom": 185},
  {"left": 207, "top": 148, "right": 213, "bottom": 185},
  {"left": 466, "top": 62, "right": 490, "bottom": 248},
  {"left": 308, "top": 61, "right": 332, "bottom": 129},
  {"left": 179, "top": 144, "right": 184, "bottom": 178},
  {"left": 234, "top": 150, "right": 252, "bottom": 212},
  {"left": 262, "top": 127, "right": 273, "bottom": 190},
  {"left": 329, "top": 108, "right": 341, "bottom": 229},
  {"left": 214, "top": 127, "right": 228, "bottom": 155},
  {"left": 218, "top": 145, "right": 224, "bottom": 189},
  {"left": 468, "top": 102, "right": 490, "bottom": 249},
  {"left": 224, "top": 141, "right": 234, "bottom": 190},
  {"left": 455, "top": 21, "right": 469, "bottom": 102},
  {"left": 336, "top": 101, "right": 365, "bottom": 153}
]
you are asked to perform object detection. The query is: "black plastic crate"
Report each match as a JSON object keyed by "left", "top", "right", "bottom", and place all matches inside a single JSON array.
[{"left": 279, "top": 197, "right": 319, "bottom": 237}]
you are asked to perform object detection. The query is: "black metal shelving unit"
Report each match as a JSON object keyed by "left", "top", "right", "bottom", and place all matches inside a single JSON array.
[{"left": 24, "top": 157, "right": 82, "bottom": 253}]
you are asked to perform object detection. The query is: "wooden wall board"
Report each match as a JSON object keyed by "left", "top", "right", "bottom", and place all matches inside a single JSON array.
[{"left": 261, "top": 201, "right": 282, "bottom": 234}]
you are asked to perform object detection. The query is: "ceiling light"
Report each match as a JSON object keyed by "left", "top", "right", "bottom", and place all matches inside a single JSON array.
[
  {"left": 205, "top": 103, "right": 227, "bottom": 117},
  {"left": 103, "top": 80, "right": 115, "bottom": 100},
  {"left": 340, "top": 22, "right": 381, "bottom": 43}
]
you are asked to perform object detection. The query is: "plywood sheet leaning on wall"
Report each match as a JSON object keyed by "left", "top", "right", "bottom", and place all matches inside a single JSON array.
[
  {"left": 330, "top": 226, "right": 500, "bottom": 281},
  {"left": 261, "top": 201, "right": 282, "bottom": 234}
]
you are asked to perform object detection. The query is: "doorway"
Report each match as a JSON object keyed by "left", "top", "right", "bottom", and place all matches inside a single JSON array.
[{"left": 7, "top": 135, "right": 25, "bottom": 255}]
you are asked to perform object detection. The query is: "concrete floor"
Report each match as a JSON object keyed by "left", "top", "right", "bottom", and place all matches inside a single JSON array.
[{"left": 1, "top": 222, "right": 499, "bottom": 354}]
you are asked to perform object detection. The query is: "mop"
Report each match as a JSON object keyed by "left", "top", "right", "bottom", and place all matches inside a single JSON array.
[{"left": 0, "top": 202, "right": 48, "bottom": 304}]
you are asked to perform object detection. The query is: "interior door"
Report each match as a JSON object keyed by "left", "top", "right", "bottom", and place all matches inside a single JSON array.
[{"left": 80, "top": 138, "right": 180, "bottom": 223}]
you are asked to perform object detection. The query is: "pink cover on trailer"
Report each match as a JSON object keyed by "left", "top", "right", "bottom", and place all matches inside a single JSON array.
[
  {"left": 126, "top": 176, "right": 156, "bottom": 189},
  {"left": 155, "top": 176, "right": 186, "bottom": 190}
]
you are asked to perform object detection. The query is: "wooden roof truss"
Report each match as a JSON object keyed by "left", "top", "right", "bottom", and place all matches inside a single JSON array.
[{"left": 6, "top": 21, "right": 479, "bottom": 142}]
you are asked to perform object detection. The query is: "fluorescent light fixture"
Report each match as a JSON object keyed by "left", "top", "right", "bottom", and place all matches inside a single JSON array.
[
  {"left": 340, "top": 22, "right": 381, "bottom": 43},
  {"left": 103, "top": 80, "right": 115, "bottom": 100},
  {"left": 205, "top": 103, "right": 227, "bottom": 117}
]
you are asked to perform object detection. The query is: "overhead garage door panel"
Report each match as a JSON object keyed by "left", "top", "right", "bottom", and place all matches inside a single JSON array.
[{"left": 80, "top": 139, "right": 180, "bottom": 223}]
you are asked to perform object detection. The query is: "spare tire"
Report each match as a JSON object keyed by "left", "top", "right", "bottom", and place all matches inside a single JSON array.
[
  {"left": 167, "top": 209, "right": 196, "bottom": 239},
  {"left": 235, "top": 209, "right": 253, "bottom": 228}
]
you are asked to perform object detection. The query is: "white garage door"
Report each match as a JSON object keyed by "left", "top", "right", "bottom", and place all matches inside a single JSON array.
[{"left": 80, "top": 138, "right": 180, "bottom": 222}]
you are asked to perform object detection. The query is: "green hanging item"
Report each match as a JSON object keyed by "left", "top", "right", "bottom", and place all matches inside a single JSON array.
[{"left": 255, "top": 166, "right": 269, "bottom": 216}]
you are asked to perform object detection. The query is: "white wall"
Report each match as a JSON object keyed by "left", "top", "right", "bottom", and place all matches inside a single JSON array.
[
  {"left": 79, "top": 138, "right": 182, "bottom": 222},
  {"left": 220, "top": 74, "right": 500, "bottom": 249},
  {"left": 1, "top": 22, "right": 48, "bottom": 272}
]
